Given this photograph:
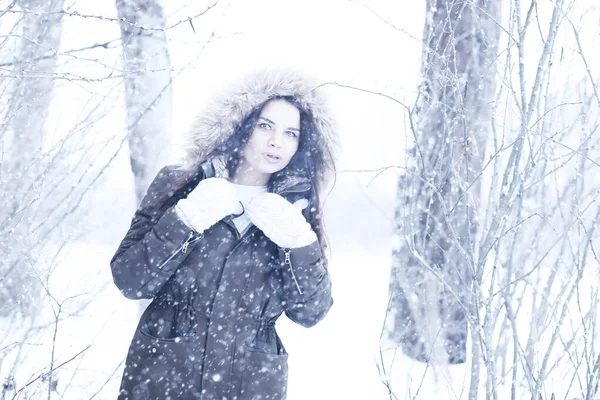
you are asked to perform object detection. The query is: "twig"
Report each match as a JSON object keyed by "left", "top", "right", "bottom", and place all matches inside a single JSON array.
[
  {"left": 0, "top": 38, "right": 122, "bottom": 68},
  {"left": 0, "top": 0, "right": 18, "bottom": 19},
  {"left": 3, "top": 1, "right": 219, "bottom": 32},
  {"left": 12, "top": 346, "right": 90, "bottom": 398},
  {"left": 346, "top": 0, "right": 422, "bottom": 44}
]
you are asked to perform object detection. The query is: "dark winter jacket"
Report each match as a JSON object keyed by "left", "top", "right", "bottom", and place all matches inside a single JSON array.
[{"left": 111, "top": 69, "right": 337, "bottom": 400}]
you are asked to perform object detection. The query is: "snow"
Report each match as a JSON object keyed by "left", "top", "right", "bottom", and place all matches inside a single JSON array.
[
  {"left": 2, "top": 0, "right": 600, "bottom": 398},
  {"left": 2, "top": 0, "right": 421, "bottom": 397}
]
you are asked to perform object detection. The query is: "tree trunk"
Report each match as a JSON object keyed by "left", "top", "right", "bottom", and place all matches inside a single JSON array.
[
  {"left": 384, "top": 0, "right": 502, "bottom": 367},
  {"left": 0, "top": 0, "right": 66, "bottom": 316},
  {"left": 115, "top": 0, "right": 173, "bottom": 204},
  {"left": 4, "top": 0, "right": 66, "bottom": 214}
]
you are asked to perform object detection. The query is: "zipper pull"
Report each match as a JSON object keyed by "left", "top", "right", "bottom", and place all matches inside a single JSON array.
[
  {"left": 284, "top": 249, "right": 291, "bottom": 266},
  {"left": 284, "top": 249, "right": 303, "bottom": 295},
  {"left": 182, "top": 232, "right": 194, "bottom": 253},
  {"left": 157, "top": 232, "right": 197, "bottom": 270}
]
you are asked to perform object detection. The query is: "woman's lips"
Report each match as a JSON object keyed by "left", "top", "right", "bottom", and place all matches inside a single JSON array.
[{"left": 263, "top": 152, "right": 281, "bottom": 163}]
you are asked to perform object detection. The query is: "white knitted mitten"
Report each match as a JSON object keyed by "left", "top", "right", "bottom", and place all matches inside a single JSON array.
[
  {"left": 245, "top": 193, "right": 317, "bottom": 249},
  {"left": 176, "top": 178, "right": 243, "bottom": 234}
]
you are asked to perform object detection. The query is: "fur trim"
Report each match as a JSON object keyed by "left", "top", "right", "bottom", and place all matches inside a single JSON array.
[{"left": 179, "top": 68, "right": 338, "bottom": 187}]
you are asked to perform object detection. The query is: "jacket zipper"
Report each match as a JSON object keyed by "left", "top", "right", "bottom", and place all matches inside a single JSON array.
[
  {"left": 157, "top": 232, "right": 200, "bottom": 270},
  {"left": 284, "top": 248, "right": 303, "bottom": 295}
]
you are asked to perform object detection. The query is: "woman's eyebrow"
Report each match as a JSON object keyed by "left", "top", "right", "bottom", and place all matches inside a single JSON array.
[{"left": 258, "top": 117, "right": 275, "bottom": 124}]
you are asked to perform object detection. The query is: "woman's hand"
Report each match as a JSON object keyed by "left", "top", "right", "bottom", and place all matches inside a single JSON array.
[
  {"left": 245, "top": 193, "right": 316, "bottom": 248},
  {"left": 176, "top": 178, "right": 243, "bottom": 234}
]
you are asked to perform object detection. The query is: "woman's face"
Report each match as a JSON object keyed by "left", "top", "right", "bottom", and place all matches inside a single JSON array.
[{"left": 233, "top": 99, "right": 301, "bottom": 186}]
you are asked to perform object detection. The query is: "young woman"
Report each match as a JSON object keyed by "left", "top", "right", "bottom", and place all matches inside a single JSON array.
[{"left": 110, "top": 69, "right": 337, "bottom": 400}]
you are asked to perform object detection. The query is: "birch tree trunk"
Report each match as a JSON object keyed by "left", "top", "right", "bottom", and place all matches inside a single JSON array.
[
  {"left": 115, "top": 0, "right": 173, "bottom": 204},
  {"left": 4, "top": 0, "right": 65, "bottom": 214},
  {"left": 0, "top": 0, "right": 66, "bottom": 316},
  {"left": 385, "top": 0, "right": 502, "bottom": 366}
]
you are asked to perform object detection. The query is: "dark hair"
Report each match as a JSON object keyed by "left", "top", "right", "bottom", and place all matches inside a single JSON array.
[{"left": 209, "top": 96, "right": 329, "bottom": 252}]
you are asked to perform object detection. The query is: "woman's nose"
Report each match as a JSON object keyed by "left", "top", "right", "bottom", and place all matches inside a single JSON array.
[{"left": 268, "top": 132, "right": 282, "bottom": 148}]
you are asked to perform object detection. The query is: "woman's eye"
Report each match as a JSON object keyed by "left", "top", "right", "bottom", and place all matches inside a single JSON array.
[
  {"left": 258, "top": 123, "right": 271, "bottom": 130},
  {"left": 285, "top": 130, "right": 298, "bottom": 138}
]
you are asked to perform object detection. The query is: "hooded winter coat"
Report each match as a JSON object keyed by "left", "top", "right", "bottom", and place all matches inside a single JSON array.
[{"left": 111, "top": 70, "right": 337, "bottom": 400}]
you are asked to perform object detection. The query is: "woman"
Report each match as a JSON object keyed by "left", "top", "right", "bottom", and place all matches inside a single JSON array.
[{"left": 110, "top": 69, "right": 337, "bottom": 400}]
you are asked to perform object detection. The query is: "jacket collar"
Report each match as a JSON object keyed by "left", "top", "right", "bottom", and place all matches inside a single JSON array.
[{"left": 200, "top": 155, "right": 311, "bottom": 196}]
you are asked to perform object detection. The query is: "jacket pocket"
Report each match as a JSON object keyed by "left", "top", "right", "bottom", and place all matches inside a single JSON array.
[
  {"left": 119, "top": 329, "right": 203, "bottom": 400},
  {"left": 240, "top": 344, "right": 288, "bottom": 400},
  {"left": 140, "top": 323, "right": 198, "bottom": 342}
]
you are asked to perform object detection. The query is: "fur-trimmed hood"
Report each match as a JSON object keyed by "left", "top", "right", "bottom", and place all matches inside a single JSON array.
[{"left": 179, "top": 69, "right": 338, "bottom": 189}]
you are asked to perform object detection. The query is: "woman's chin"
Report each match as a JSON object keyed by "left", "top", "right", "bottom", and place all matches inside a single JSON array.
[{"left": 258, "top": 162, "right": 287, "bottom": 175}]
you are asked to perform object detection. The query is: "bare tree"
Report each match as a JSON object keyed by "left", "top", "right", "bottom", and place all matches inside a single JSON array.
[
  {"left": 115, "top": 0, "right": 173, "bottom": 204},
  {"left": 379, "top": 0, "right": 600, "bottom": 398},
  {"left": 384, "top": 0, "right": 502, "bottom": 368},
  {"left": 0, "top": 2, "right": 68, "bottom": 395},
  {"left": 0, "top": 0, "right": 66, "bottom": 316},
  {"left": 4, "top": 0, "right": 65, "bottom": 171},
  {"left": 471, "top": 0, "right": 600, "bottom": 397}
]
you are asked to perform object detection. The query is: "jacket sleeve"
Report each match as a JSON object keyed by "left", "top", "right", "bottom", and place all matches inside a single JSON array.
[
  {"left": 110, "top": 166, "right": 198, "bottom": 300},
  {"left": 278, "top": 242, "right": 333, "bottom": 328}
]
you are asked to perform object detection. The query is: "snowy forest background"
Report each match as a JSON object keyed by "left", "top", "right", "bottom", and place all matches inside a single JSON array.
[{"left": 1, "top": 0, "right": 600, "bottom": 398}]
